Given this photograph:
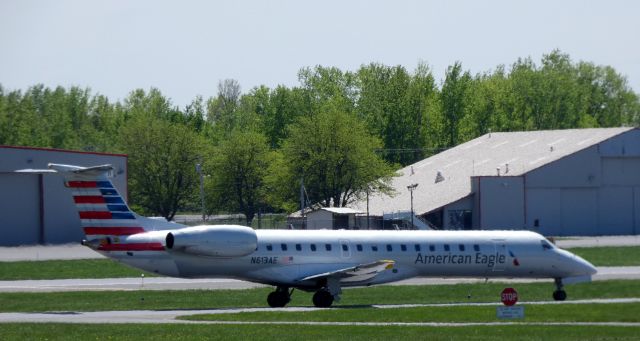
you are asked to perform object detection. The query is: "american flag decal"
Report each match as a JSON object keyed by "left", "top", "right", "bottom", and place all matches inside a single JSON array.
[{"left": 509, "top": 250, "right": 520, "bottom": 266}]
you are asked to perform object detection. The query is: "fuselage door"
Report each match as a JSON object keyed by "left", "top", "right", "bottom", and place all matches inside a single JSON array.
[
  {"left": 492, "top": 240, "right": 507, "bottom": 272},
  {"left": 340, "top": 240, "right": 351, "bottom": 259}
]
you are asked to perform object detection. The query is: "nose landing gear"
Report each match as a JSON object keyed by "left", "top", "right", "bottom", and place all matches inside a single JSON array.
[{"left": 553, "top": 278, "right": 567, "bottom": 301}]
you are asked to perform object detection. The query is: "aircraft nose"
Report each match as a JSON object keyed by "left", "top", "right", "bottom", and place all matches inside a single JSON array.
[{"left": 574, "top": 255, "right": 598, "bottom": 276}]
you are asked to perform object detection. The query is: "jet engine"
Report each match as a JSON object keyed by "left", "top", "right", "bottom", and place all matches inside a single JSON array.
[{"left": 165, "top": 225, "right": 257, "bottom": 257}]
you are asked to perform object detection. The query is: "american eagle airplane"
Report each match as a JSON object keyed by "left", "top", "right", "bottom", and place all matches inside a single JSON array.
[{"left": 32, "top": 163, "right": 597, "bottom": 308}]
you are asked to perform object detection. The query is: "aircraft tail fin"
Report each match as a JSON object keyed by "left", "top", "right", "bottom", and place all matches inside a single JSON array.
[
  {"left": 46, "top": 163, "right": 149, "bottom": 240},
  {"left": 24, "top": 163, "right": 184, "bottom": 246}
]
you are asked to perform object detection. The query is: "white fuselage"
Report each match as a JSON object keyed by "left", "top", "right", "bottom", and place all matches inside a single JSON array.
[{"left": 104, "top": 229, "right": 597, "bottom": 288}]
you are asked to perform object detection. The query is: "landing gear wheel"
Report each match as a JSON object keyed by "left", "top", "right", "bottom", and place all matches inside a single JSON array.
[
  {"left": 312, "top": 290, "right": 334, "bottom": 308},
  {"left": 553, "top": 278, "right": 566, "bottom": 301},
  {"left": 267, "top": 289, "right": 290, "bottom": 308},
  {"left": 553, "top": 290, "right": 567, "bottom": 301}
]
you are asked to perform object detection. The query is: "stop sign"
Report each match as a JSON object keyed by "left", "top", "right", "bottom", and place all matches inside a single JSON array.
[{"left": 501, "top": 288, "right": 518, "bottom": 306}]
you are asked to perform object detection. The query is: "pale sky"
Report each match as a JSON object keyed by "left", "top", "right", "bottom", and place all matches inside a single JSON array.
[{"left": 1, "top": 0, "right": 639, "bottom": 108}]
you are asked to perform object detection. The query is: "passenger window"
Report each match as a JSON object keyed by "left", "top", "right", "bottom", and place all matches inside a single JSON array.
[
  {"left": 473, "top": 244, "right": 480, "bottom": 252},
  {"left": 429, "top": 245, "right": 435, "bottom": 252},
  {"left": 372, "top": 245, "right": 378, "bottom": 252},
  {"left": 444, "top": 244, "right": 450, "bottom": 252},
  {"left": 356, "top": 244, "right": 363, "bottom": 252},
  {"left": 295, "top": 244, "right": 302, "bottom": 251},
  {"left": 342, "top": 244, "right": 348, "bottom": 251},
  {"left": 459, "top": 244, "right": 465, "bottom": 251},
  {"left": 310, "top": 244, "right": 317, "bottom": 252},
  {"left": 401, "top": 244, "right": 407, "bottom": 252},
  {"left": 281, "top": 244, "right": 287, "bottom": 251},
  {"left": 386, "top": 244, "right": 393, "bottom": 252},
  {"left": 266, "top": 244, "right": 273, "bottom": 251},
  {"left": 325, "top": 244, "right": 332, "bottom": 251},
  {"left": 414, "top": 244, "right": 421, "bottom": 252}
]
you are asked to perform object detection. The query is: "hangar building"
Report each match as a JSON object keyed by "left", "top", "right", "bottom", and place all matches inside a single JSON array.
[
  {"left": 0, "top": 146, "right": 127, "bottom": 246},
  {"left": 351, "top": 127, "right": 640, "bottom": 236}
]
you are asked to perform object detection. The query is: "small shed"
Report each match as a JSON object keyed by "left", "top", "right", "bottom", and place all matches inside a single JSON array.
[{"left": 305, "top": 207, "right": 363, "bottom": 230}]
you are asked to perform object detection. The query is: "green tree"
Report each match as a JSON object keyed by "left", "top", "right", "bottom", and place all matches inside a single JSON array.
[
  {"left": 273, "top": 108, "right": 396, "bottom": 210},
  {"left": 205, "top": 130, "right": 272, "bottom": 224},
  {"left": 356, "top": 62, "right": 438, "bottom": 165},
  {"left": 120, "top": 116, "right": 202, "bottom": 220},
  {"left": 440, "top": 62, "right": 472, "bottom": 147}
]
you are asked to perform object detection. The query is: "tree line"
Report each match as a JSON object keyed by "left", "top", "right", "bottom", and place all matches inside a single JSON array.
[{"left": 1, "top": 50, "right": 638, "bottom": 223}]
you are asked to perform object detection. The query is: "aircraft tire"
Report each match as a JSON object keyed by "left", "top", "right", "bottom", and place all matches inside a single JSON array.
[
  {"left": 312, "top": 290, "right": 334, "bottom": 308},
  {"left": 553, "top": 290, "right": 567, "bottom": 301},
  {"left": 267, "top": 291, "right": 289, "bottom": 308}
]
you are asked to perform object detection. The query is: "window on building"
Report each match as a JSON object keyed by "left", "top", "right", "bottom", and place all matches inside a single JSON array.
[
  {"left": 295, "top": 244, "right": 302, "bottom": 251},
  {"left": 448, "top": 210, "right": 473, "bottom": 230}
]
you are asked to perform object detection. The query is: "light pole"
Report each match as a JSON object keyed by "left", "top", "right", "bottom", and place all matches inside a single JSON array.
[
  {"left": 407, "top": 183, "right": 418, "bottom": 229},
  {"left": 195, "top": 163, "right": 205, "bottom": 222}
]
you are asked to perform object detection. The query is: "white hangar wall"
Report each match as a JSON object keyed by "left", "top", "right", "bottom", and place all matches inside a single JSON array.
[
  {"left": 0, "top": 146, "right": 127, "bottom": 246},
  {"left": 475, "top": 129, "right": 640, "bottom": 236}
]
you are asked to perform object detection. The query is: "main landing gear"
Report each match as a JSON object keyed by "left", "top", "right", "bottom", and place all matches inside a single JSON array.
[
  {"left": 553, "top": 278, "right": 567, "bottom": 301},
  {"left": 267, "top": 281, "right": 341, "bottom": 308},
  {"left": 312, "top": 289, "right": 334, "bottom": 308},
  {"left": 267, "top": 286, "right": 292, "bottom": 307}
]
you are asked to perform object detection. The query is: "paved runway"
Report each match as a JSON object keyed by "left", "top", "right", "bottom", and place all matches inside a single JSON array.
[
  {"left": 0, "top": 266, "right": 638, "bottom": 292},
  {"left": 0, "top": 298, "right": 639, "bottom": 325}
]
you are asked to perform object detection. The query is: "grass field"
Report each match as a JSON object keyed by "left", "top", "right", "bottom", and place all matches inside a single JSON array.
[
  {"left": 0, "top": 246, "right": 638, "bottom": 281},
  {"left": 0, "top": 280, "right": 639, "bottom": 312},
  {"left": 1, "top": 323, "right": 638, "bottom": 341},
  {"left": 0, "top": 259, "right": 156, "bottom": 280},
  {"left": 566, "top": 246, "right": 640, "bottom": 266},
  {"left": 182, "top": 302, "right": 640, "bottom": 323}
]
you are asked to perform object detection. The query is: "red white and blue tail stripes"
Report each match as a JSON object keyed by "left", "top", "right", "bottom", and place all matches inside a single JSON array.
[{"left": 66, "top": 180, "right": 151, "bottom": 246}]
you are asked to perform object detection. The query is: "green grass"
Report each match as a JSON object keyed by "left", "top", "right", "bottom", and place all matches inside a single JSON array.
[
  {"left": 183, "top": 302, "right": 640, "bottom": 323},
  {"left": 0, "top": 280, "right": 639, "bottom": 313},
  {"left": 0, "top": 259, "right": 156, "bottom": 280},
  {"left": 0, "top": 324, "right": 639, "bottom": 340},
  {"left": 566, "top": 246, "right": 640, "bottom": 266}
]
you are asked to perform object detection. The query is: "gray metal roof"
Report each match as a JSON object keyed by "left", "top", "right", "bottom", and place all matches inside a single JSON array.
[{"left": 351, "top": 127, "right": 635, "bottom": 216}]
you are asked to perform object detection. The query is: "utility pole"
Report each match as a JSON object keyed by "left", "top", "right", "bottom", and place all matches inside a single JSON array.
[
  {"left": 300, "top": 176, "right": 305, "bottom": 229},
  {"left": 196, "top": 163, "right": 205, "bottom": 222},
  {"left": 366, "top": 189, "right": 370, "bottom": 230},
  {"left": 407, "top": 183, "right": 418, "bottom": 229}
]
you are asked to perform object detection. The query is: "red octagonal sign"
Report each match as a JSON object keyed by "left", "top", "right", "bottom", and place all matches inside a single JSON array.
[{"left": 501, "top": 287, "right": 518, "bottom": 306}]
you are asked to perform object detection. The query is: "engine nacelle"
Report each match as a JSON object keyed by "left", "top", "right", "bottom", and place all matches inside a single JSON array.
[{"left": 165, "top": 225, "right": 257, "bottom": 257}]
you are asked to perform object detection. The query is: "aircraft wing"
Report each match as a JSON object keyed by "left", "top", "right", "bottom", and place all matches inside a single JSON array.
[{"left": 297, "top": 260, "right": 395, "bottom": 284}]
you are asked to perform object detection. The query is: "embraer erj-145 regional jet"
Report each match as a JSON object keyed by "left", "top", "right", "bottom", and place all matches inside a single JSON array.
[{"left": 26, "top": 164, "right": 597, "bottom": 308}]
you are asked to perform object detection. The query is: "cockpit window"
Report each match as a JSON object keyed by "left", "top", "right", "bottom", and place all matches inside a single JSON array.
[{"left": 541, "top": 240, "right": 554, "bottom": 250}]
